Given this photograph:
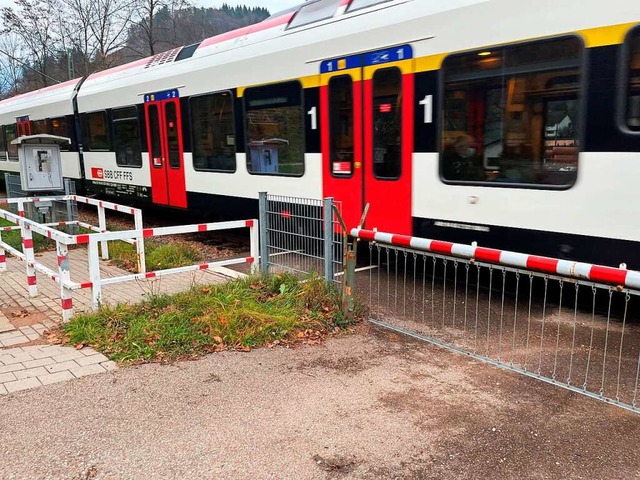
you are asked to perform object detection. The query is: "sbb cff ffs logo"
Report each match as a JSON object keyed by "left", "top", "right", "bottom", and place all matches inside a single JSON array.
[{"left": 91, "top": 167, "right": 104, "bottom": 179}]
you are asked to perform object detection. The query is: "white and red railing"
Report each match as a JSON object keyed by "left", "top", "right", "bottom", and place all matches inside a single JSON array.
[
  {"left": 350, "top": 228, "right": 640, "bottom": 290},
  {"left": 0, "top": 195, "right": 258, "bottom": 321}
]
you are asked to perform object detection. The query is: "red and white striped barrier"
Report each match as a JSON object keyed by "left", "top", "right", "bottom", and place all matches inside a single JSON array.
[{"left": 350, "top": 228, "right": 640, "bottom": 290}]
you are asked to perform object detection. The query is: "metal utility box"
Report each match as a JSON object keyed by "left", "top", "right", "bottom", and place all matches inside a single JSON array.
[{"left": 14, "top": 134, "right": 70, "bottom": 192}]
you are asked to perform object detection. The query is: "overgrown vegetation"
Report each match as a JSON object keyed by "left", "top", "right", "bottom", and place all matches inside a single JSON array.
[
  {"left": 62, "top": 274, "right": 358, "bottom": 363},
  {"left": 106, "top": 239, "right": 203, "bottom": 271}
]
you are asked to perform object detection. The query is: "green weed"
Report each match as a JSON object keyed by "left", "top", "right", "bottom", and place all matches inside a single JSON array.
[{"left": 62, "top": 274, "right": 356, "bottom": 363}]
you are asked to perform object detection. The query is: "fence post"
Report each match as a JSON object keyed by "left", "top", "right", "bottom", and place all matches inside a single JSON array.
[
  {"left": 134, "top": 209, "right": 146, "bottom": 273},
  {"left": 19, "top": 205, "right": 38, "bottom": 297},
  {"left": 323, "top": 197, "right": 334, "bottom": 284},
  {"left": 258, "top": 192, "right": 268, "bottom": 275},
  {"left": 249, "top": 219, "right": 259, "bottom": 274},
  {"left": 0, "top": 230, "right": 6, "bottom": 272},
  {"left": 97, "top": 203, "right": 109, "bottom": 260},
  {"left": 56, "top": 240, "right": 74, "bottom": 322},
  {"left": 87, "top": 238, "right": 102, "bottom": 310}
]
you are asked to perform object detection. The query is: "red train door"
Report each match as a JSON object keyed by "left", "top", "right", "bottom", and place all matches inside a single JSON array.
[
  {"left": 321, "top": 46, "right": 414, "bottom": 234},
  {"left": 144, "top": 90, "right": 187, "bottom": 208},
  {"left": 17, "top": 117, "right": 31, "bottom": 136}
]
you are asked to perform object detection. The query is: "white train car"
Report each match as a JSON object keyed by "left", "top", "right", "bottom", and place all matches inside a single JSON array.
[
  {"left": 0, "top": 0, "right": 639, "bottom": 268},
  {"left": 0, "top": 79, "right": 83, "bottom": 181}
]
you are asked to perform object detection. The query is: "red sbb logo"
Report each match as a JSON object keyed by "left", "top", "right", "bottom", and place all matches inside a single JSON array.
[{"left": 91, "top": 167, "right": 104, "bottom": 179}]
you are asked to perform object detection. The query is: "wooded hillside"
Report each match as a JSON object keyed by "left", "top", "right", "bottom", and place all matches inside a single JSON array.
[{"left": 0, "top": 1, "right": 270, "bottom": 97}]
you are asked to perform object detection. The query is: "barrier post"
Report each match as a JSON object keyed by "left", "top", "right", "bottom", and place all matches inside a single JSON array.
[
  {"left": 56, "top": 240, "right": 73, "bottom": 322},
  {"left": 0, "top": 230, "right": 6, "bottom": 272},
  {"left": 87, "top": 237, "right": 102, "bottom": 310},
  {"left": 249, "top": 219, "right": 259, "bottom": 274},
  {"left": 258, "top": 192, "right": 268, "bottom": 275},
  {"left": 20, "top": 217, "right": 38, "bottom": 297},
  {"left": 323, "top": 197, "right": 334, "bottom": 284},
  {"left": 97, "top": 203, "right": 109, "bottom": 260},
  {"left": 134, "top": 209, "right": 146, "bottom": 273}
]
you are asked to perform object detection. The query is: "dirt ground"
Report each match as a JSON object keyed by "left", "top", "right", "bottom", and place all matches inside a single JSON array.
[{"left": 1, "top": 324, "right": 640, "bottom": 480}]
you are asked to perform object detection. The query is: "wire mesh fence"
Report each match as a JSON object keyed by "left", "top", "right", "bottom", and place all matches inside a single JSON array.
[
  {"left": 259, "top": 192, "right": 343, "bottom": 284},
  {"left": 362, "top": 241, "right": 640, "bottom": 413},
  {"left": 3, "top": 173, "right": 77, "bottom": 230}
]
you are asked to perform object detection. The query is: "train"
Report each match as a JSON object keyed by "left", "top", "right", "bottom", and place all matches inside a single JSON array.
[{"left": 0, "top": 0, "right": 639, "bottom": 268}]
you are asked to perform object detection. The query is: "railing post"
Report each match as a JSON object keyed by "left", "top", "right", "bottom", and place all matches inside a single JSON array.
[
  {"left": 258, "top": 192, "right": 269, "bottom": 275},
  {"left": 56, "top": 240, "right": 73, "bottom": 322},
  {"left": 0, "top": 230, "right": 6, "bottom": 272},
  {"left": 87, "top": 237, "right": 102, "bottom": 310},
  {"left": 249, "top": 219, "right": 259, "bottom": 274},
  {"left": 19, "top": 206, "right": 37, "bottom": 297},
  {"left": 134, "top": 209, "right": 146, "bottom": 273},
  {"left": 97, "top": 203, "right": 109, "bottom": 260},
  {"left": 323, "top": 197, "right": 334, "bottom": 284}
]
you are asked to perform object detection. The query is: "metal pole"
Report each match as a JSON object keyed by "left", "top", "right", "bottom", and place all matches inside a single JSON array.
[
  {"left": 97, "top": 203, "right": 109, "bottom": 260},
  {"left": 249, "top": 219, "right": 259, "bottom": 274},
  {"left": 323, "top": 197, "right": 334, "bottom": 284},
  {"left": 134, "top": 209, "right": 146, "bottom": 274},
  {"left": 258, "top": 192, "right": 268, "bottom": 275},
  {"left": 87, "top": 237, "right": 102, "bottom": 310},
  {"left": 56, "top": 240, "right": 73, "bottom": 322},
  {"left": 0, "top": 230, "right": 6, "bottom": 272}
]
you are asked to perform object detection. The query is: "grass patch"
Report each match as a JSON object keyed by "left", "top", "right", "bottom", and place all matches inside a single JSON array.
[
  {"left": 0, "top": 218, "right": 55, "bottom": 252},
  {"left": 62, "top": 274, "right": 356, "bottom": 363},
  {"left": 106, "top": 240, "right": 203, "bottom": 271}
]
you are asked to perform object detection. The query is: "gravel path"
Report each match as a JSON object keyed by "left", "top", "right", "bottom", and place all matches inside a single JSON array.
[{"left": 1, "top": 325, "right": 640, "bottom": 480}]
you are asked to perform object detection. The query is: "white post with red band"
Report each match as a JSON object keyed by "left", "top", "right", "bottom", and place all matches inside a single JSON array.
[
  {"left": 56, "top": 240, "right": 73, "bottom": 322},
  {"left": 0, "top": 229, "right": 6, "bottom": 273},
  {"left": 350, "top": 228, "right": 640, "bottom": 290}
]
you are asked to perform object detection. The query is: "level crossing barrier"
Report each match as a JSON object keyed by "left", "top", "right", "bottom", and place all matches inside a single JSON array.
[{"left": 351, "top": 227, "right": 640, "bottom": 414}]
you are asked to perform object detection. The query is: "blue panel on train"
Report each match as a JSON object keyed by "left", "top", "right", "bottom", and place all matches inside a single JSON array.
[
  {"left": 16, "top": 115, "right": 29, "bottom": 122},
  {"left": 363, "top": 45, "right": 413, "bottom": 66},
  {"left": 320, "top": 54, "right": 361, "bottom": 73},
  {"left": 143, "top": 89, "right": 180, "bottom": 103}
]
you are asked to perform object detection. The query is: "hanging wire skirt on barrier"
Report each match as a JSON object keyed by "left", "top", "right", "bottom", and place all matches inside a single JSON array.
[{"left": 351, "top": 228, "right": 640, "bottom": 414}]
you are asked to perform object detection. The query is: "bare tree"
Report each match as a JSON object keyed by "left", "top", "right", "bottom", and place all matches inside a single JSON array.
[{"left": 2, "top": 0, "right": 65, "bottom": 87}]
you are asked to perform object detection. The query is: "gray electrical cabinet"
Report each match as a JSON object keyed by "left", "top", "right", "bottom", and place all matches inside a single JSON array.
[{"left": 14, "top": 134, "right": 70, "bottom": 192}]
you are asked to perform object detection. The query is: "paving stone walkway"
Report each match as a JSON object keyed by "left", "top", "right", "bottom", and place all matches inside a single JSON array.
[
  {"left": 0, "top": 247, "right": 239, "bottom": 394},
  {"left": 0, "top": 345, "right": 116, "bottom": 395}
]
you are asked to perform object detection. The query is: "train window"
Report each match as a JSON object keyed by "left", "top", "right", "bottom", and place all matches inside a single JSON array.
[
  {"left": 0, "top": 127, "right": 5, "bottom": 156},
  {"left": 50, "top": 117, "right": 70, "bottom": 151},
  {"left": 347, "top": 0, "right": 392, "bottom": 12},
  {"left": 244, "top": 81, "right": 304, "bottom": 176},
  {"left": 83, "top": 111, "right": 110, "bottom": 151},
  {"left": 147, "top": 105, "right": 162, "bottom": 164},
  {"left": 329, "top": 75, "right": 354, "bottom": 177},
  {"left": 191, "top": 91, "right": 236, "bottom": 172},
  {"left": 165, "top": 102, "right": 180, "bottom": 169},
  {"left": 288, "top": 0, "right": 341, "bottom": 29},
  {"left": 627, "top": 28, "right": 640, "bottom": 130},
  {"left": 373, "top": 67, "right": 402, "bottom": 179},
  {"left": 5, "top": 124, "right": 18, "bottom": 161},
  {"left": 32, "top": 120, "right": 48, "bottom": 135},
  {"left": 442, "top": 36, "right": 582, "bottom": 187},
  {"left": 113, "top": 106, "right": 142, "bottom": 168},
  {"left": 175, "top": 42, "right": 201, "bottom": 62}
]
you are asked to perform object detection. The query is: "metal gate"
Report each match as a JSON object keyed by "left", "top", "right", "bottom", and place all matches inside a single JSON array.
[
  {"left": 258, "top": 192, "right": 344, "bottom": 284},
  {"left": 352, "top": 227, "right": 640, "bottom": 414}
]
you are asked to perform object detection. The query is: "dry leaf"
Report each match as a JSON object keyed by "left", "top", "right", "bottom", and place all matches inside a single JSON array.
[
  {"left": 213, "top": 336, "right": 223, "bottom": 344},
  {"left": 74, "top": 343, "right": 84, "bottom": 350}
]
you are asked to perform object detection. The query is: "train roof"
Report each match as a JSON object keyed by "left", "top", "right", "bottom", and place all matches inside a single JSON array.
[
  {"left": 0, "top": 79, "right": 81, "bottom": 125},
  {"left": 0, "top": 0, "right": 638, "bottom": 119}
]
